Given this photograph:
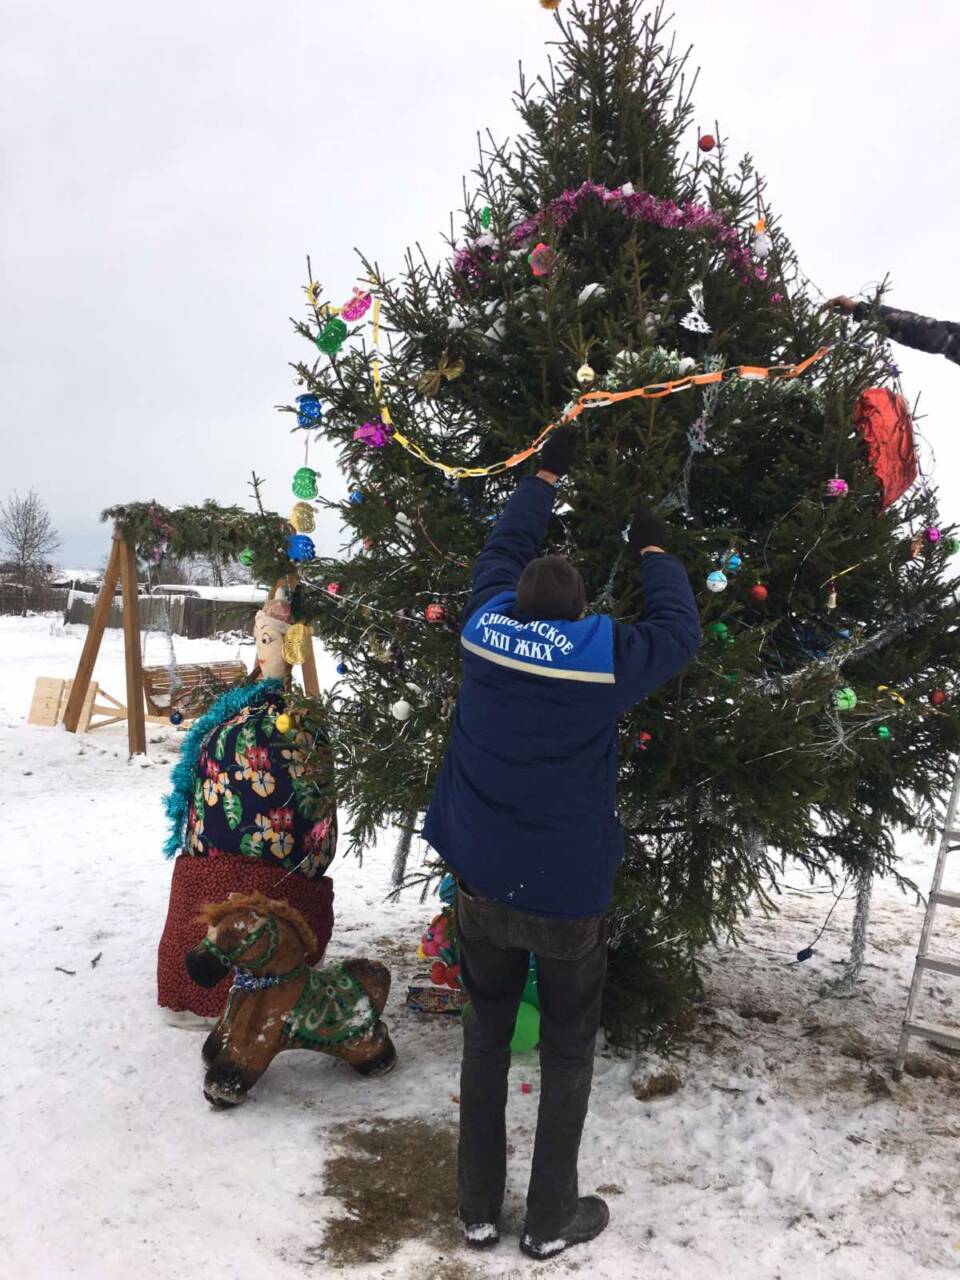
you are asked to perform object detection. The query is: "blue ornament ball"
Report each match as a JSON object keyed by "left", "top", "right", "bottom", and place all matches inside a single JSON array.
[
  {"left": 296, "top": 394, "right": 323, "bottom": 428},
  {"left": 725, "top": 553, "right": 742, "bottom": 574},
  {"left": 336, "top": 661, "right": 347, "bottom": 675},
  {"left": 706, "top": 570, "right": 728, "bottom": 593},
  {"left": 169, "top": 710, "right": 184, "bottom": 726},
  {"left": 348, "top": 489, "right": 365, "bottom": 505},
  {"left": 287, "top": 533, "right": 316, "bottom": 563}
]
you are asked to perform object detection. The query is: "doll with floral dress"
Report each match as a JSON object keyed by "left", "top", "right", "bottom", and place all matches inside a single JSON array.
[{"left": 156, "top": 597, "right": 339, "bottom": 1018}]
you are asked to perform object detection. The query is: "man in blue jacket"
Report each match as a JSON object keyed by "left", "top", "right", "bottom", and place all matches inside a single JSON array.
[{"left": 422, "top": 425, "right": 701, "bottom": 1261}]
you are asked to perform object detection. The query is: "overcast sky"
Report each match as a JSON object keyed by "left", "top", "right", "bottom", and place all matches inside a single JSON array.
[{"left": 2, "top": 0, "right": 958, "bottom": 568}]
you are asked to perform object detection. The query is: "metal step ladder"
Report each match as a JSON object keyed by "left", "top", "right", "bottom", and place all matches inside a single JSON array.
[{"left": 894, "top": 760, "right": 960, "bottom": 1077}]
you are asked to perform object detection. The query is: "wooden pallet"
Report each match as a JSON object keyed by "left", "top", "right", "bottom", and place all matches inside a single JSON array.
[{"left": 28, "top": 677, "right": 127, "bottom": 732}]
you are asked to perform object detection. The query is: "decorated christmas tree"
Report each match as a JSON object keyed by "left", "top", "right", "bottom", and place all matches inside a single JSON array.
[{"left": 262, "top": 0, "right": 959, "bottom": 1039}]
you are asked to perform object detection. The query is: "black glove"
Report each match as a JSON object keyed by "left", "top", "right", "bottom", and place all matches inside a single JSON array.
[
  {"left": 626, "top": 506, "right": 667, "bottom": 556},
  {"left": 537, "top": 424, "right": 577, "bottom": 478}
]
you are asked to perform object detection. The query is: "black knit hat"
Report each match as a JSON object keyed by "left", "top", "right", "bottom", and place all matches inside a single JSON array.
[{"left": 515, "top": 554, "right": 586, "bottom": 621}]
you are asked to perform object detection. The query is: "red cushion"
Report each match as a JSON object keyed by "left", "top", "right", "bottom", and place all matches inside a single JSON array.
[{"left": 157, "top": 854, "right": 334, "bottom": 1016}]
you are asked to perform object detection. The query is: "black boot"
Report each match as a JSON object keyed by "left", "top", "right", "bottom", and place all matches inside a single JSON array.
[
  {"left": 520, "top": 1195, "right": 609, "bottom": 1260},
  {"left": 460, "top": 1219, "right": 499, "bottom": 1250}
]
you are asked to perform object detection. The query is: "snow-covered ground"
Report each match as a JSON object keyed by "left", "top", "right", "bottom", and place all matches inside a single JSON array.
[{"left": 1, "top": 614, "right": 958, "bottom": 1280}]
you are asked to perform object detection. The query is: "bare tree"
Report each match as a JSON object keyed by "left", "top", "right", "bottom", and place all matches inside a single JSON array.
[{"left": 0, "top": 490, "right": 61, "bottom": 615}]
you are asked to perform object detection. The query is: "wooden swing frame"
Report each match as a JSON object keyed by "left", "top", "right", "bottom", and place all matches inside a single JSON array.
[{"left": 61, "top": 526, "right": 320, "bottom": 755}]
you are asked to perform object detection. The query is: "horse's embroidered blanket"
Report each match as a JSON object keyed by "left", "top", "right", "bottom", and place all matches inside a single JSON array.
[{"left": 282, "top": 964, "right": 378, "bottom": 1048}]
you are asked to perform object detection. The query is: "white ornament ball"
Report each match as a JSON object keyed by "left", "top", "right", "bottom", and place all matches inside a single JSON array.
[
  {"left": 753, "top": 231, "right": 772, "bottom": 260},
  {"left": 396, "top": 512, "right": 413, "bottom": 531},
  {"left": 706, "top": 570, "right": 728, "bottom": 593},
  {"left": 391, "top": 699, "right": 412, "bottom": 721},
  {"left": 677, "top": 356, "right": 696, "bottom": 375}
]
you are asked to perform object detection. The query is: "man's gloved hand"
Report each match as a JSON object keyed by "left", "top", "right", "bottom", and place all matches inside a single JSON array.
[
  {"left": 626, "top": 506, "right": 667, "bottom": 556},
  {"left": 537, "top": 424, "right": 577, "bottom": 480}
]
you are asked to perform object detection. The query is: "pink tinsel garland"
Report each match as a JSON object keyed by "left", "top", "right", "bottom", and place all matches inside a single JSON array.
[{"left": 453, "top": 181, "right": 775, "bottom": 296}]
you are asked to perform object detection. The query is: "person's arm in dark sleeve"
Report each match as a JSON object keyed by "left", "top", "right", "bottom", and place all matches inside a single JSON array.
[
  {"left": 463, "top": 475, "right": 556, "bottom": 622},
  {"left": 612, "top": 553, "right": 701, "bottom": 712},
  {"left": 853, "top": 302, "right": 960, "bottom": 367},
  {"left": 462, "top": 424, "right": 578, "bottom": 623}
]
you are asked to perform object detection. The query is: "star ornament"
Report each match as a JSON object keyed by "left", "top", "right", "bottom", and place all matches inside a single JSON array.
[{"left": 416, "top": 351, "right": 466, "bottom": 398}]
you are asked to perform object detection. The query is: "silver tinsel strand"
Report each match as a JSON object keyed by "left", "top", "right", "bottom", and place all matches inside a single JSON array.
[{"left": 821, "top": 867, "right": 872, "bottom": 997}]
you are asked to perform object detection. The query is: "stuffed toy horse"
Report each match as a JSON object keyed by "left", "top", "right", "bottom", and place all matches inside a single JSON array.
[{"left": 186, "top": 892, "right": 397, "bottom": 1107}]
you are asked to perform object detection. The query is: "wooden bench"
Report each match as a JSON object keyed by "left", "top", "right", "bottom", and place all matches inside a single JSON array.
[{"left": 142, "top": 660, "right": 249, "bottom": 718}]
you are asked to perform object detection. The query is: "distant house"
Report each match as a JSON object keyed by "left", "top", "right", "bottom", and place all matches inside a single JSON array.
[{"left": 49, "top": 569, "right": 103, "bottom": 593}]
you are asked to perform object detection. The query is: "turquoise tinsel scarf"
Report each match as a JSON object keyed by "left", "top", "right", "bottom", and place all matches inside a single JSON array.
[{"left": 161, "top": 678, "right": 282, "bottom": 859}]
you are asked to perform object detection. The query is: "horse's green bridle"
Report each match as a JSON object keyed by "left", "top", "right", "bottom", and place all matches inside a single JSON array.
[{"left": 201, "top": 914, "right": 279, "bottom": 971}]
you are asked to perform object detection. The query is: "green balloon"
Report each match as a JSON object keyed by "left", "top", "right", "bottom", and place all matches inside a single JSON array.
[
  {"left": 511, "top": 1001, "right": 541, "bottom": 1053},
  {"left": 460, "top": 996, "right": 541, "bottom": 1051},
  {"left": 522, "top": 963, "right": 540, "bottom": 1011}
]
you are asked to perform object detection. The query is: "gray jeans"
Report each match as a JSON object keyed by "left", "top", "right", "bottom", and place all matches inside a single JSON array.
[{"left": 455, "top": 883, "right": 607, "bottom": 1238}]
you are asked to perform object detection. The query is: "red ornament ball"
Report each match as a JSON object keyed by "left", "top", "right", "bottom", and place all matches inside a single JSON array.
[
  {"left": 425, "top": 603, "right": 447, "bottom": 623},
  {"left": 929, "top": 689, "right": 947, "bottom": 706},
  {"left": 699, "top": 134, "right": 716, "bottom": 152},
  {"left": 749, "top": 584, "right": 769, "bottom": 603},
  {"left": 637, "top": 730, "right": 653, "bottom": 751},
  {"left": 326, "top": 582, "right": 342, "bottom": 596},
  {"left": 529, "top": 242, "right": 558, "bottom": 278}
]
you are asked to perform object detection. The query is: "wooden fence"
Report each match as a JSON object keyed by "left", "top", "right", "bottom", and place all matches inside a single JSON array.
[
  {"left": 0, "top": 586, "right": 72, "bottom": 616},
  {"left": 62, "top": 592, "right": 253, "bottom": 640}
]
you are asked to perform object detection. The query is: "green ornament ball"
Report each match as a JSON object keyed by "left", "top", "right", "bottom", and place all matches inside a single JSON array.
[
  {"left": 316, "top": 316, "right": 347, "bottom": 355},
  {"left": 708, "top": 621, "right": 729, "bottom": 640},
  {"left": 947, "top": 537, "right": 960, "bottom": 555},
  {"left": 238, "top": 548, "right": 254, "bottom": 567},
  {"left": 877, "top": 724, "right": 891, "bottom": 741},
  {"left": 832, "top": 687, "right": 857, "bottom": 712},
  {"left": 510, "top": 1001, "right": 541, "bottom": 1053},
  {"left": 292, "top": 466, "right": 318, "bottom": 499}
]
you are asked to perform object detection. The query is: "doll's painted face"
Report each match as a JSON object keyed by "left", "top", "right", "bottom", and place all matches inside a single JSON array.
[{"left": 255, "top": 617, "right": 290, "bottom": 679}]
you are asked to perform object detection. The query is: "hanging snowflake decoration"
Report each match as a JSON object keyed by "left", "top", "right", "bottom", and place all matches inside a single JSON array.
[{"left": 679, "top": 282, "right": 712, "bottom": 334}]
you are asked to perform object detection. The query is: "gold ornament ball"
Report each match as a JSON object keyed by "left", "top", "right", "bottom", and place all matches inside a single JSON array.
[
  {"left": 540, "top": 0, "right": 562, "bottom": 8},
  {"left": 576, "top": 363, "right": 596, "bottom": 386},
  {"left": 275, "top": 713, "right": 293, "bottom": 734}
]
